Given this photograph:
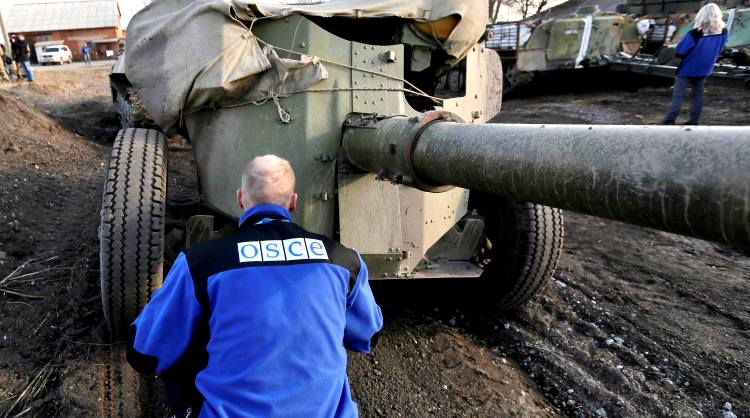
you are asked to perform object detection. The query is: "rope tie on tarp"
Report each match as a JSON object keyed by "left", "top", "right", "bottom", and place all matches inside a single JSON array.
[
  {"left": 181, "top": 28, "right": 444, "bottom": 124},
  {"left": 271, "top": 91, "right": 292, "bottom": 124},
  {"left": 255, "top": 36, "right": 443, "bottom": 103}
]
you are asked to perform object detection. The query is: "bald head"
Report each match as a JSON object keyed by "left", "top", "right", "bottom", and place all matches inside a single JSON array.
[{"left": 237, "top": 155, "right": 297, "bottom": 211}]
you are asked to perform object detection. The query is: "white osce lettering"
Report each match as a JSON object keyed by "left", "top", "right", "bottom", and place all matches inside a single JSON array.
[
  {"left": 237, "top": 238, "right": 329, "bottom": 262},
  {"left": 283, "top": 238, "right": 308, "bottom": 261},
  {"left": 305, "top": 238, "right": 328, "bottom": 259},
  {"left": 237, "top": 241, "right": 261, "bottom": 263},
  {"left": 260, "top": 240, "right": 284, "bottom": 262}
]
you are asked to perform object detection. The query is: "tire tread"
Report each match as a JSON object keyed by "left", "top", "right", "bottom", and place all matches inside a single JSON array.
[
  {"left": 480, "top": 199, "right": 564, "bottom": 310},
  {"left": 100, "top": 128, "right": 166, "bottom": 336},
  {"left": 116, "top": 88, "right": 157, "bottom": 130}
]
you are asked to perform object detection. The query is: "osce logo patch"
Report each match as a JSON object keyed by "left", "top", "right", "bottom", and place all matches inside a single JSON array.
[{"left": 237, "top": 238, "right": 329, "bottom": 263}]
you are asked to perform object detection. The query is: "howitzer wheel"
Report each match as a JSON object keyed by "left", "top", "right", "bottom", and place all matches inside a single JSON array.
[
  {"left": 475, "top": 196, "right": 564, "bottom": 310},
  {"left": 116, "top": 87, "right": 157, "bottom": 130},
  {"left": 100, "top": 128, "right": 167, "bottom": 337}
]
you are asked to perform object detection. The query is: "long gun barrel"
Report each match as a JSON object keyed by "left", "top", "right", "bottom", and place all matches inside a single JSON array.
[{"left": 343, "top": 114, "right": 750, "bottom": 249}]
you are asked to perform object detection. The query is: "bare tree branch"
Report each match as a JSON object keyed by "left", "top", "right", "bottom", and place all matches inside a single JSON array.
[
  {"left": 505, "top": 0, "right": 550, "bottom": 19},
  {"left": 488, "top": 0, "right": 503, "bottom": 23},
  {"left": 534, "top": 0, "right": 549, "bottom": 16}
]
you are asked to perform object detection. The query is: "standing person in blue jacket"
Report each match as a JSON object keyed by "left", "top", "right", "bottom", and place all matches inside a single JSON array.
[
  {"left": 127, "top": 154, "right": 383, "bottom": 418},
  {"left": 82, "top": 44, "right": 92, "bottom": 65},
  {"left": 663, "top": 3, "right": 728, "bottom": 125}
]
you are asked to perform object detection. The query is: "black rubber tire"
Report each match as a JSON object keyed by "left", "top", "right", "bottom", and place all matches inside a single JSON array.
[
  {"left": 100, "top": 128, "right": 167, "bottom": 337},
  {"left": 503, "top": 64, "right": 535, "bottom": 96},
  {"left": 116, "top": 88, "right": 157, "bottom": 130},
  {"left": 475, "top": 196, "right": 564, "bottom": 310}
]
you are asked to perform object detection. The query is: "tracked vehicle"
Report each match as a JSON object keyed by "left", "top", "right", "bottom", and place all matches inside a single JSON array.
[{"left": 105, "top": 0, "right": 750, "bottom": 337}]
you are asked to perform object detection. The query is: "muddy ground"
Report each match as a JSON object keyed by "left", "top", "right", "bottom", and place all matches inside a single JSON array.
[{"left": 0, "top": 66, "right": 747, "bottom": 418}]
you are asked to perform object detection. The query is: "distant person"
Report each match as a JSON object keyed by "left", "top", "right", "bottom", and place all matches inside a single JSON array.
[
  {"left": 0, "top": 44, "right": 10, "bottom": 82},
  {"left": 662, "top": 3, "right": 728, "bottom": 125},
  {"left": 11, "top": 35, "right": 34, "bottom": 82},
  {"left": 127, "top": 155, "right": 383, "bottom": 417},
  {"left": 9, "top": 35, "right": 21, "bottom": 80},
  {"left": 82, "top": 44, "right": 91, "bottom": 65}
]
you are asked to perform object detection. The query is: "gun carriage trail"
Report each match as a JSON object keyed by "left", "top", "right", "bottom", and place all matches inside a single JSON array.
[{"left": 0, "top": 66, "right": 747, "bottom": 418}]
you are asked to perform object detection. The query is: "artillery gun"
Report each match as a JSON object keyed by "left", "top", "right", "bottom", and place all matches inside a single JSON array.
[{"left": 105, "top": 0, "right": 750, "bottom": 340}]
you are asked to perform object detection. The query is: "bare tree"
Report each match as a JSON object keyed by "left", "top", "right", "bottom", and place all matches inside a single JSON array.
[
  {"left": 488, "top": 0, "right": 503, "bottom": 23},
  {"left": 507, "top": 0, "right": 549, "bottom": 19}
]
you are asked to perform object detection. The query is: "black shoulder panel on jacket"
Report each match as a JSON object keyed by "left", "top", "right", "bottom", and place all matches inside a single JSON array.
[{"left": 305, "top": 229, "right": 362, "bottom": 295}]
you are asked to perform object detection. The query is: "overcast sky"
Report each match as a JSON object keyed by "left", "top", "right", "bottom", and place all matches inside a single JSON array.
[{"left": 119, "top": 0, "right": 150, "bottom": 27}]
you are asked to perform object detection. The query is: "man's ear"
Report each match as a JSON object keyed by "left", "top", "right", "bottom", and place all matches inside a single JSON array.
[
  {"left": 237, "top": 188, "right": 245, "bottom": 210},
  {"left": 288, "top": 193, "right": 298, "bottom": 213}
]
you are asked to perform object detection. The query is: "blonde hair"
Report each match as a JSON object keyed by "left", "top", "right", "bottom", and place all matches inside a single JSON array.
[
  {"left": 693, "top": 3, "right": 725, "bottom": 35},
  {"left": 241, "top": 155, "right": 295, "bottom": 207}
]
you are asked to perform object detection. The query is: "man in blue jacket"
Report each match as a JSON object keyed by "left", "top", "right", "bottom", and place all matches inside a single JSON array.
[
  {"left": 663, "top": 3, "right": 728, "bottom": 125},
  {"left": 82, "top": 44, "right": 92, "bottom": 65},
  {"left": 127, "top": 154, "right": 383, "bottom": 418}
]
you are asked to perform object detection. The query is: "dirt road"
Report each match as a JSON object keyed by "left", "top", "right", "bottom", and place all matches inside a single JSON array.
[{"left": 0, "top": 67, "right": 747, "bottom": 418}]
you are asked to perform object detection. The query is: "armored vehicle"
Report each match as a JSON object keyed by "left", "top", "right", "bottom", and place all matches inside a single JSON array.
[
  {"left": 105, "top": 0, "right": 750, "bottom": 338},
  {"left": 516, "top": 6, "right": 636, "bottom": 72},
  {"left": 488, "top": 5, "right": 643, "bottom": 92},
  {"left": 491, "top": 1, "right": 750, "bottom": 92}
]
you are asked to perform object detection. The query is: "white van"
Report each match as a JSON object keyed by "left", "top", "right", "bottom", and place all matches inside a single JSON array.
[{"left": 37, "top": 44, "right": 73, "bottom": 65}]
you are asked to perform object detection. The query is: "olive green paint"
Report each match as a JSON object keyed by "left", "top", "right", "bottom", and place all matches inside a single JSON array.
[{"left": 344, "top": 117, "right": 750, "bottom": 250}]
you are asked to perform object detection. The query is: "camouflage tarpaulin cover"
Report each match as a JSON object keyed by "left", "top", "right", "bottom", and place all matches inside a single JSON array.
[{"left": 124, "top": 0, "right": 487, "bottom": 134}]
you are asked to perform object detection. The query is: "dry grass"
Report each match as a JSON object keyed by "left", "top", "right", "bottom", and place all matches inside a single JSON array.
[
  {"left": 0, "top": 362, "right": 54, "bottom": 418},
  {"left": 0, "top": 257, "right": 59, "bottom": 300}
]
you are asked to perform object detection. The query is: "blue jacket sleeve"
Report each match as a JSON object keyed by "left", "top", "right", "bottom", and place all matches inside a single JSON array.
[
  {"left": 675, "top": 32, "right": 696, "bottom": 58},
  {"left": 343, "top": 254, "right": 383, "bottom": 353},
  {"left": 127, "top": 253, "right": 203, "bottom": 374}
]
